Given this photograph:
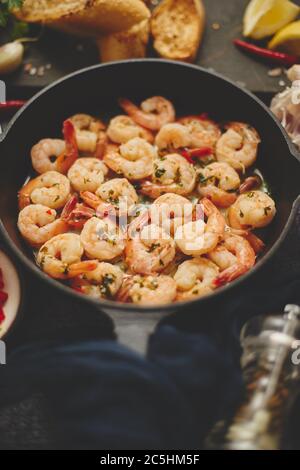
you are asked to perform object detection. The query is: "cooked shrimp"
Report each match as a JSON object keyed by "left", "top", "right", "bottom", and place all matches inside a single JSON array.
[
  {"left": 208, "top": 234, "right": 255, "bottom": 287},
  {"left": 107, "top": 115, "right": 153, "bottom": 144},
  {"left": 37, "top": 233, "right": 97, "bottom": 279},
  {"left": 225, "top": 225, "right": 266, "bottom": 254},
  {"left": 96, "top": 178, "right": 138, "bottom": 214},
  {"left": 72, "top": 262, "right": 123, "bottom": 299},
  {"left": 30, "top": 120, "right": 79, "bottom": 175},
  {"left": 18, "top": 171, "right": 71, "bottom": 210},
  {"left": 17, "top": 204, "right": 68, "bottom": 246},
  {"left": 175, "top": 198, "right": 225, "bottom": 256},
  {"left": 216, "top": 122, "right": 261, "bottom": 171},
  {"left": 118, "top": 274, "right": 177, "bottom": 305},
  {"left": 228, "top": 190, "right": 276, "bottom": 229},
  {"left": 104, "top": 138, "right": 156, "bottom": 180},
  {"left": 155, "top": 123, "right": 191, "bottom": 153},
  {"left": 31, "top": 139, "right": 66, "bottom": 174},
  {"left": 140, "top": 153, "right": 196, "bottom": 199},
  {"left": 174, "top": 258, "right": 219, "bottom": 301},
  {"left": 69, "top": 113, "right": 107, "bottom": 156},
  {"left": 197, "top": 162, "right": 240, "bottom": 208},
  {"left": 125, "top": 224, "right": 176, "bottom": 274},
  {"left": 80, "top": 217, "right": 126, "bottom": 261},
  {"left": 119, "top": 96, "right": 175, "bottom": 131},
  {"left": 152, "top": 193, "right": 194, "bottom": 235},
  {"left": 178, "top": 115, "right": 221, "bottom": 149},
  {"left": 61, "top": 194, "right": 95, "bottom": 230},
  {"left": 67, "top": 158, "right": 108, "bottom": 193}
]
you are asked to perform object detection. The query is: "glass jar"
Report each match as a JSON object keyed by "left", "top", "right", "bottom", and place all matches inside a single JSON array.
[{"left": 209, "top": 305, "right": 300, "bottom": 450}]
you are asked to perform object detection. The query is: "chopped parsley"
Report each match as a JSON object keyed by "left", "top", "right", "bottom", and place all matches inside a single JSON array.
[
  {"left": 100, "top": 274, "right": 116, "bottom": 297},
  {"left": 148, "top": 242, "right": 160, "bottom": 253},
  {"left": 154, "top": 166, "right": 166, "bottom": 179}
]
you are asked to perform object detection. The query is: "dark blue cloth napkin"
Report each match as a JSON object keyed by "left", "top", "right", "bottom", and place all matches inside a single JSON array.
[{"left": 0, "top": 326, "right": 242, "bottom": 450}]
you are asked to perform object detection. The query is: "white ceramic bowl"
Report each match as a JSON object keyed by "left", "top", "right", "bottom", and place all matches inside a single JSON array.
[{"left": 0, "top": 249, "right": 21, "bottom": 339}]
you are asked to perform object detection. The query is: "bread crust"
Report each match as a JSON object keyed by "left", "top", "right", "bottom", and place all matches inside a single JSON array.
[
  {"left": 97, "top": 19, "right": 150, "bottom": 62},
  {"left": 151, "top": 0, "right": 205, "bottom": 62},
  {"left": 14, "top": 0, "right": 150, "bottom": 36}
]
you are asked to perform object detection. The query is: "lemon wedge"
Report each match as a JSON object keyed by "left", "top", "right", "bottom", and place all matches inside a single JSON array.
[
  {"left": 268, "top": 20, "right": 300, "bottom": 55},
  {"left": 243, "top": 0, "right": 300, "bottom": 39}
]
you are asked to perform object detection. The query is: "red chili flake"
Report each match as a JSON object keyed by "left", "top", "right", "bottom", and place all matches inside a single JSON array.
[
  {"left": 0, "top": 307, "right": 5, "bottom": 324},
  {"left": 72, "top": 286, "right": 83, "bottom": 294},
  {"left": 46, "top": 209, "right": 52, "bottom": 215},
  {"left": 180, "top": 149, "right": 194, "bottom": 164}
]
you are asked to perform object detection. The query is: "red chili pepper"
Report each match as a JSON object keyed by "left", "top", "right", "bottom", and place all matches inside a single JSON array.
[
  {"left": 0, "top": 291, "right": 8, "bottom": 305},
  {"left": 233, "top": 39, "right": 298, "bottom": 67},
  {"left": 0, "top": 307, "right": 5, "bottom": 324},
  {"left": 0, "top": 100, "right": 26, "bottom": 110},
  {"left": 180, "top": 146, "right": 213, "bottom": 163}
]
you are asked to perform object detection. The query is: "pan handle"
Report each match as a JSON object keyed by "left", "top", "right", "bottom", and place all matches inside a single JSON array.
[{"left": 104, "top": 309, "right": 169, "bottom": 356}]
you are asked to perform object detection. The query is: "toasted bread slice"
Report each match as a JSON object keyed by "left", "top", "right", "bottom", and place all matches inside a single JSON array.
[
  {"left": 97, "top": 19, "right": 150, "bottom": 62},
  {"left": 151, "top": 0, "right": 205, "bottom": 62},
  {"left": 14, "top": 0, "right": 150, "bottom": 36}
]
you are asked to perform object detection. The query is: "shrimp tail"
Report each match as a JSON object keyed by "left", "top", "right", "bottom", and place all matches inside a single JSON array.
[
  {"left": 118, "top": 98, "right": 137, "bottom": 116},
  {"left": 117, "top": 276, "right": 133, "bottom": 303},
  {"left": 56, "top": 120, "right": 78, "bottom": 174},
  {"left": 67, "top": 260, "right": 98, "bottom": 279},
  {"left": 94, "top": 131, "right": 108, "bottom": 159},
  {"left": 213, "top": 263, "right": 248, "bottom": 287},
  {"left": 18, "top": 190, "right": 31, "bottom": 210},
  {"left": 61, "top": 194, "right": 78, "bottom": 221},
  {"left": 18, "top": 178, "right": 37, "bottom": 210},
  {"left": 246, "top": 232, "right": 265, "bottom": 254}
]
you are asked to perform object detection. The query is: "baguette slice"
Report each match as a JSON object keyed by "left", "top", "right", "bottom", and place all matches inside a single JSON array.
[
  {"left": 97, "top": 19, "right": 150, "bottom": 62},
  {"left": 14, "top": 0, "right": 150, "bottom": 36},
  {"left": 151, "top": 0, "right": 205, "bottom": 63}
]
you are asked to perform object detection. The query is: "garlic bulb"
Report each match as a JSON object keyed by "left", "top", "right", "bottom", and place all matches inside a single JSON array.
[{"left": 0, "top": 42, "right": 24, "bottom": 75}]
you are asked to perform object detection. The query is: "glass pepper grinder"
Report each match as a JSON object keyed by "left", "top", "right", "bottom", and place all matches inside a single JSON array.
[{"left": 208, "top": 304, "right": 300, "bottom": 450}]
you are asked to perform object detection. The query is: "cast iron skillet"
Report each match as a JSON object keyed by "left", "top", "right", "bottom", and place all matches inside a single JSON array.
[{"left": 0, "top": 60, "right": 299, "bottom": 323}]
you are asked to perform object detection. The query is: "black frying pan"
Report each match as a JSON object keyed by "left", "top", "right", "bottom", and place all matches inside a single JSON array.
[{"left": 0, "top": 60, "right": 299, "bottom": 351}]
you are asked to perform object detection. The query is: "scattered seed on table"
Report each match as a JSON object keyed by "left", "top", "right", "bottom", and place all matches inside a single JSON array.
[
  {"left": 212, "top": 22, "right": 221, "bottom": 31},
  {"left": 268, "top": 67, "right": 282, "bottom": 77},
  {"left": 24, "top": 63, "right": 31, "bottom": 72},
  {"left": 37, "top": 66, "right": 45, "bottom": 77}
]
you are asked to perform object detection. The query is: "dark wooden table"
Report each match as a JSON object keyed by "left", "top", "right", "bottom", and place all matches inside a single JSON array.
[{"left": 2, "top": 0, "right": 300, "bottom": 99}]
